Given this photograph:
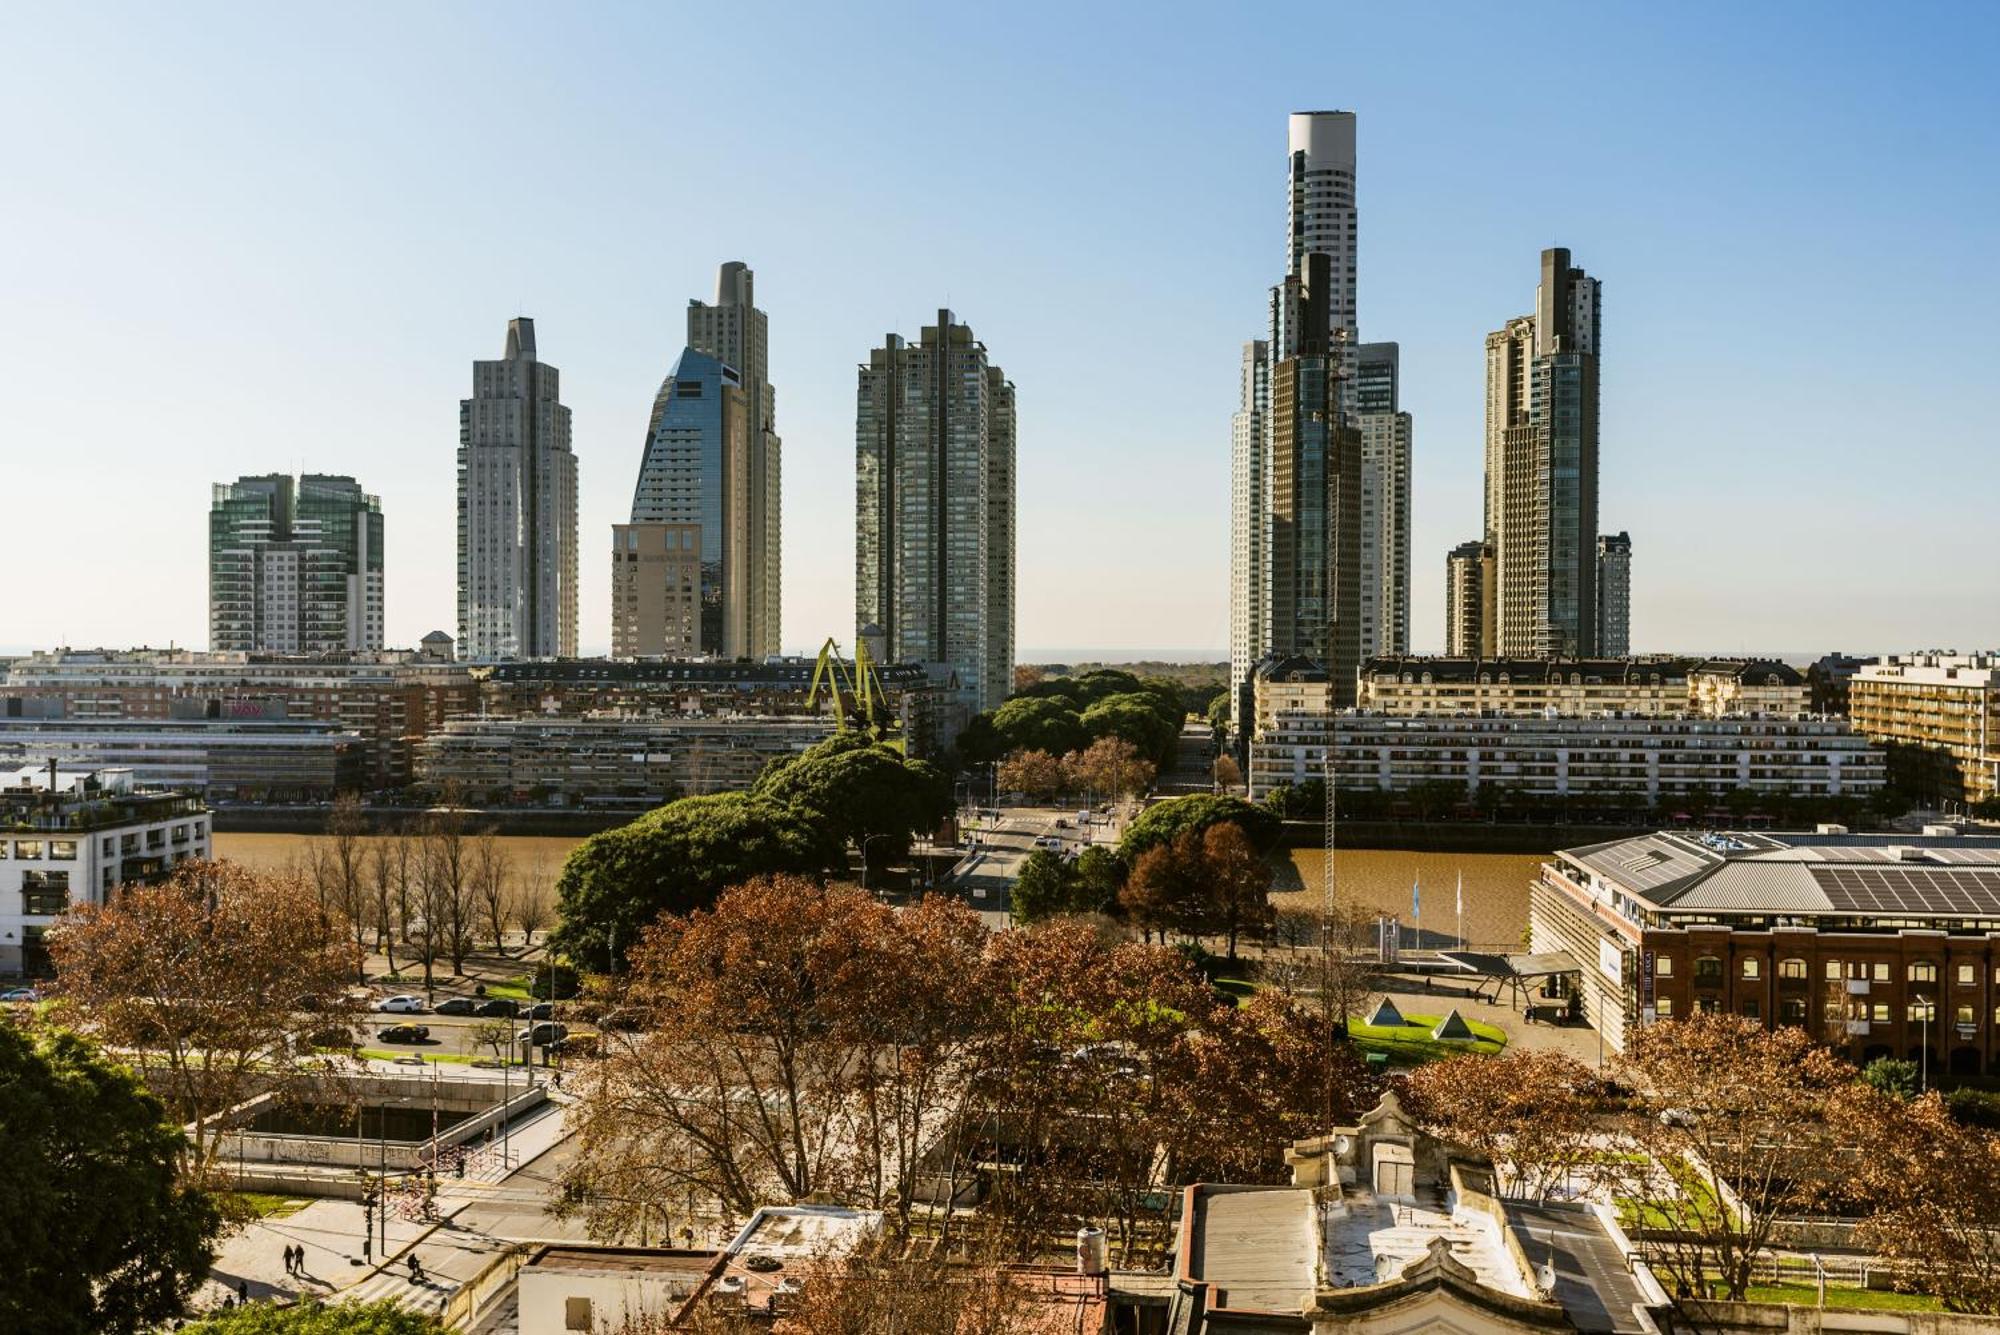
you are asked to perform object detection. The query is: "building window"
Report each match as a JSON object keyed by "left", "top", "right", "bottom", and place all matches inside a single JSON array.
[
  {"left": 21, "top": 870, "right": 69, "bottom": 916},
  {"left": 1695, "top": 956, "right": 1723, "bottom": 983},
  {"left": 565, "top": 1297, "right": 593, "bottom": 1332},
  {"left": 1741, "top": 999, "right": 1761, "bottom": 1018},
  {"left": 1654, "top": 956, "right": 1673, "bottom": 978},
  {"left": 1957, "top": 963, "right": 1977, "bottom": 987},
  {"left": 1956, "top": 1005, "right": 1976, "bottom": 1028},
  {"left": 1910, "top": 962, "right": 1938, "bottom": 983},
  {"left": 1872, "top": 1003, "right": 1892, "bottom": 1022},
  {"left": 1873, "top": 962, "right": 1890, "bottom": 983},
  {"left": 1654, "top": 998, "right": 1673, "bottom": 1018},
  {"left": 1740, "top": 958, "right": 1761, "bottom": 980},
  {"left": 1779, "top": 999, "right": 1807, "bottom": 1025},
  {"left": 1908, "top": 1002, "right": 1937, "bottom": 1023},
  {"left": 1780, "top": 958, "right": 1807, "bottom": 980},
  {"left": 14, "top": 841, "right": 43, "bottom": 860},
  {"left": 49, "top": 840, "right": 77, "bottom": 861},
  {"left": 1698, "top": 996, "right": 1720, "bottom": 1014},
  {"left": 1824, "top": 959, "right": 1842, "bottom": 980}
]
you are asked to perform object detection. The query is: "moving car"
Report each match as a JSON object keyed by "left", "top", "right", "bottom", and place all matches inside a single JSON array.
[
  {"left": 374, "top": 994, "right": 426, "bottom": 1014},
  {"left": 523, "top": 1001, "right": 556, "bottom": 1021},
  {"left": 518, "top": 1022, "right": 569, "bottom": 1048},
  {"left": 474, "top": 998, "right": 520, "bottom": 1018},
  {"left": 378, "top": 1023, "right": 431, "bottom": 1044},
  {"left": 0, "top": 987, "right": 41, "bottom": 1003},
  {"left": 434, "top": 997, "right": 480, "bottom": 1016}
]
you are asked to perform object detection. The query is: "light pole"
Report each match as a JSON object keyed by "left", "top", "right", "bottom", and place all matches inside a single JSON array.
[
  {"left": 1916, "top": 996, "right": 1935, "bottom": 1092},
  {"left": 860, "top": 833, "right": 893, "bottom": 896}
]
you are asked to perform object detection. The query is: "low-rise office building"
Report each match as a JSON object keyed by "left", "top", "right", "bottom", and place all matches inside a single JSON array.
[
  {"left": 0, "top": 647, "right": 477, "bottom": 788},
  {"left": 1249, "top": 710, "right": 1883, "bottom": 804},
  {"left": 1, "top": 766, "right": 210, "bottom": 974},
  {"left": 1850, "top": 651, "right": 2000, "bottom": 808},
  {"left": 1533, "top": 827, "right": 2000, "bottom": 1069},
  {"left": 412, "top": 713, "right": 834, "bottom": 807},
  {"left": 0, "top": 711, "right": 362, "bottom": 802}
]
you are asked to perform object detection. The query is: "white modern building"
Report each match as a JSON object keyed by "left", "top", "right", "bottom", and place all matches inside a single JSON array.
[
  {"left": 0, "top": 766, "right": 210, "bottom": 975},
  {"left": 1228, "top": 339, "right": 1269, "bottom": 731}
]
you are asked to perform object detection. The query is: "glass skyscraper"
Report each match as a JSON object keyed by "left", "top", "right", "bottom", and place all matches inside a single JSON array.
[{"left": 208, "top": 473, "right": 382, "bottom": 653}]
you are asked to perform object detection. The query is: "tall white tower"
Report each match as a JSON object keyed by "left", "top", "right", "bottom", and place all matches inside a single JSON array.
[{"left": 1287, "top": 111, "right": 1358, "bottom": 338}]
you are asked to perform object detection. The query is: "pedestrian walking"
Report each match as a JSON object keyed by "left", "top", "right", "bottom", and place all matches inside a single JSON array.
[
  {"left": 282, "top": 1244, "right": 294, "bottom": 1275},
  {"left": 236, "top": 1280, "right": 248, "bottom": 1304}
]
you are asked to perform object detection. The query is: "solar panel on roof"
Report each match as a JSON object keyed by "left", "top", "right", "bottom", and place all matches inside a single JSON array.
[{"left": 1810, "top": 866, "right": 2000, "bottom": 916}]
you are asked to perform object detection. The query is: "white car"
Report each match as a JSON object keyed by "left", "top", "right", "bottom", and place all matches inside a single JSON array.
[{"left": 374, "top": 994, "right": 426, "bottom": 1014}]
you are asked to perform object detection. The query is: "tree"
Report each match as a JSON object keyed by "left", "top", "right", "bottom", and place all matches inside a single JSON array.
[
  {"left": 996, "top": 748, "right": 1066, "bottom": 802},
  {"left": 550, "top": 792, "right": 837, "bottom": 971},
  {"left": 1406, "top": 1051, "right": 1609, "bottom": 1203},
  {"left": 1861, "top": 1056, "right": 1920, "bottom": 1101},
  {"left": 1201, "top": 821, "right": 1273, "bottom": 958},
  {"left": 1078, "top": 692, "right": 1179, "bottom": 769},
  {"left": 470, "top": 830, "right": 512, "bottom": 952},
  {"left": 1119, "top": 794, "right": 1280, "bottom": 861},
  {"left": 47, "top": 861, "right": 364, "bottom": 1179},
  {"left": 1118, "top": 832, "right": 1209, "bottom": 942},
  {"left": 1837, "top": 1088, "right": 2000, "bottom": 1314},
  {"left": 1608, "top": 1014, "right": 1854, "bottom": 1300},
  {"left": 1010, "top": 848, "right": 1075, "bottom": 924},
  {"left": 1011, "top": 664, "right": 1046, "bottom": 694},
  {"left": 321, "top": 794, "right": 371, "bottom": 978},
  {"left": 0, "top": 1024, "right": 222, "bottom": 1334},
  {"left": 177, "top": 1299, "right": 448, "bottom": 1333},
  {"left": 1070, "top": 845, "right": 1125, "bottom": 916},
  {"left": 366, "top": 837, "right": 399, "bottom": 976},
  {"left": 1212, "top": 753, "right": 1243, "bottom": 792},
  {"left": 1062, "top": 735, "right": 1154, "bottom": 802},
  {"left": 512, "top": 852, "right": 554, "bottom": 949},
  {"left": 557, "top": 878, "right": 986, "bottom": 1235},
  {"left": 418, "top": 802, "right": 478, "bottom": 981},
  {"left": 987, "top": 695, "right": 1087, "bottom": 757},
  {"left": 754, "top": 735, "right": 952, "bottom": 858}
]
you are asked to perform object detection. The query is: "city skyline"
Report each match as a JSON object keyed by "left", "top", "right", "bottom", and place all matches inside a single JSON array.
[{"left": 5, "top": 5, "right": 1997, "bottom": 660}]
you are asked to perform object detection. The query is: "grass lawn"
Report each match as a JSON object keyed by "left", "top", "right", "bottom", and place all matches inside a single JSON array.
[
  {"left": 230, "top": 1192, "right": 310, "bottom": 1219},
  {"left": 1349, "top": 1013, "right": 1507, "bottom": 1062},
  {"left": 356, "top": 1048, "right": 484, "bottom": 1065},
  {"left": 1743, "top": 1284, "right": 1941, "bottom": 1312},
  {"left": 486, "top": 976, "right": 535, "bottom": 1002}
]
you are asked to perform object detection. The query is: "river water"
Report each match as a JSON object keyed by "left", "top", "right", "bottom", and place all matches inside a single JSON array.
[{"left": 216, "top": 833, "right": 1549, "bottom": 952}]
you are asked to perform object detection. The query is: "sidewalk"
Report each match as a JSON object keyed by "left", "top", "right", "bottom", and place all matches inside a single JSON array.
[{"left": 193, "top": 1092, "right": 577, "bottom": 1315}]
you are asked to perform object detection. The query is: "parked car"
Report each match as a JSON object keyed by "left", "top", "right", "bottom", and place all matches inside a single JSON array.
[
  {"left": 523, "top": 1002, "right": 556, "bottom": 1022},
  {"left": 474, "top": 998, "right": 520, "bottom": 1018},
  {"left": 1052, "top": 818, "right": 1069, "bottom": 829},
  {"left": 379, "top": 1023, "right": 431, "bottom": 1044},
  {"left": 0, "top": 987, "right": 41, "bottom": 1003},
  {"left": 518, "top": 1022, "right": 569, "bottom": 1048},
  {"left": 374, "top": 995, "right": 426, "bottom": 1014},
  {"left": 434, "top": 997, "right": 480, "bottom": 1016}
]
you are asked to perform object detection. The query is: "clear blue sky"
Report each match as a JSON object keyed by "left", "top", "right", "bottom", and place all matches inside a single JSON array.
[{"left": 5, "top": 2, "right": 1996, "bottom": 660}]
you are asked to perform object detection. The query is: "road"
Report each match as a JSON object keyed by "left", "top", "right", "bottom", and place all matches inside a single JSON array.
[
  {"left": 358, "top": 1011, "right": 587, "bottom": 1065},
  {"left": 938, "top": 802, "right": 1124, "bottom": 929}
]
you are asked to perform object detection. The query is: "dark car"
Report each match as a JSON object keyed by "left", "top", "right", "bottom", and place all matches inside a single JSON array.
[
  {"left": 475, "top": 998, "right": 520, "bottom": 1018},
  {"left": 434, "top": 997, "right": 480, "bottom": 1016},
  {"left": 597, "top": 1007, "right": 647, "bottom": 1032},
  {"left": 518, "top": 1022, "right": 569, "bottom": 1048},
  {"left": 379, "top": 1023, "right": 431, "bottom": 1044},
  {"left": 524, "top": 1002, "right": 556, "bottom": 1022}
]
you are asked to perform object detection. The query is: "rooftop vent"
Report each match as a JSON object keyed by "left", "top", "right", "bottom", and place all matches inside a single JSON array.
[
  {"left": 1816, "top": 823, "right": 1849, "bottom": 835},
  {"left": 1922, "top": 824, "right": 1958, "bottom": 838}
]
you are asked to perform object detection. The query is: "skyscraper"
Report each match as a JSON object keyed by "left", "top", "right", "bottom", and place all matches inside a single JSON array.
[
  {"left": 1597, "top": 531, "right": 1632, "bottom": 657},
  {"left": 209, "top": 474, "right": 383, "bottom": 654},
  {"left": 1353, "top": 341, "right": 1411, "bottom": 657},
  {"left": 1444, "top": 539, "right": 1495, "bottom": 658},
  {"left": 458, "top": 318, "right": 577, "bottom": 661},
  {"left": 1484, "top": 248, "right": 1603, "bottom": 656},
  {"left": 1230, "top": 110, "right": 1394, "bottom": 722},
  {"left": 855, "top": 311, "right": 1015, "bottom": 714},
  {"left": 684, "top": 262, "right": 781, "bottom": 655},
  {"left": 626, "top": 348, "right": 751, "bottom": 657},
  {"left": 1228, "top": 339, "right": 1269, "bottom": 720},
  {"left": 1266, "top": 254, "right": 1364, "bottom": 709}
]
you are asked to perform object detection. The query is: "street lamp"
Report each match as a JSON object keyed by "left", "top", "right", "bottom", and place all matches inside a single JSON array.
[
  {"left": 1915, "top": 996, "right": 1936, "bottom": 1092},
  {"left": 860, "top": 833, "right": 894, "bottom": 896}
]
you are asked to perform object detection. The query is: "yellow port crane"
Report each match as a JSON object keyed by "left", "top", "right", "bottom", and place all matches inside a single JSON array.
[{"left": 807, "top": 637, "right": 900, "bottom": 749}]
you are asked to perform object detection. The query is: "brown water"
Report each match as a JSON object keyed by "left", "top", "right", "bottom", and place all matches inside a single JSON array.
[
  {"left": 217, "top": 832, "right": 1549, "bottom": 952},
  {"left": 215, "top": 832, "right": 582, "bottom": 888},
  {"left": 1277, "top": 849, "right": 1547, "bottom": 953}
]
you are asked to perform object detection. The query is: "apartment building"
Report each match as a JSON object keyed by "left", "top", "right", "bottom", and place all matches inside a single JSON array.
[
  {"left": 1249, "top": 710, "right": 1882, "bottom": 804},
  {"left": 0, "top": 712, "right": 361, "bottom": 801},
  {"left": 1532, "top": 827, "right": 2000, "bottom": 1067},
  {"left": 1, "top": 766, "right": 210, "bottom": 974},
  {"left": 1850, "top": 652, "right": 2000, "bottom": 808},
  {"left": 413, "top": 714, "right": 833, "bottom": 807},
  {"left": 1355, "top": 656, "right": 1809, "bottom": 719}
]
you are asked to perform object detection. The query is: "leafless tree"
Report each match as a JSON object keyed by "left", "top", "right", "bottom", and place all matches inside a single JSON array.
[{"left": 471, "top": 830, "right": 512, "bottom": 953}]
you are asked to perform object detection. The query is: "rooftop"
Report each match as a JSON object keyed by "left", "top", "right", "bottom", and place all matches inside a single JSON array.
[{"left": 1564, "top": 828, "right": 2000, "bottom": 920}]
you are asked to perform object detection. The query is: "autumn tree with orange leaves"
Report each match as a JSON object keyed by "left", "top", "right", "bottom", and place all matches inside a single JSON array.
[{"left": 47, "top": 860, "right": 365, "bottom": 1180}]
